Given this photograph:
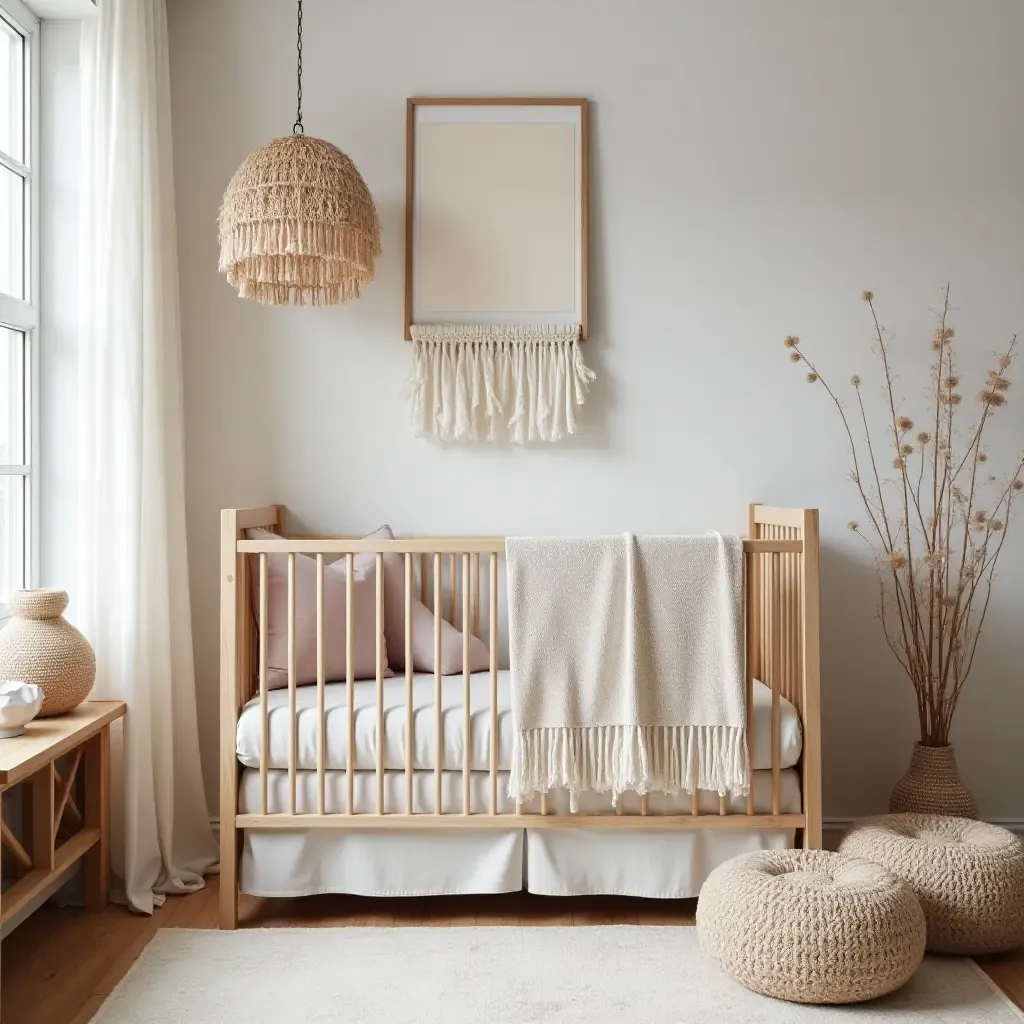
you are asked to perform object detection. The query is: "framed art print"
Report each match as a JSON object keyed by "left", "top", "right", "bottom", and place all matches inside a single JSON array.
[{"left": 404, "top": 98, "right": 594, "bottom": 443}]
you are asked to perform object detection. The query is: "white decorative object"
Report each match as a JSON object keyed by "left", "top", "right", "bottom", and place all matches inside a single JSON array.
[
  {"left": 0, "top": 590, "right": 95, "bottom": 716},
  {"left": 0, "top": 681, "right": 43, "bottom": 737},
  {"left": 408, "top": 324, "right": 595, "bottom": 442}
]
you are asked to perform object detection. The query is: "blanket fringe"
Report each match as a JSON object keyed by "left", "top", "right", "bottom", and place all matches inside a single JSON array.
[
  {"left": 510, "top": 725, "right": 750, "bottom": 812},
  {"left": 407, "top": 324, "right": 595, "bottom": 443}
]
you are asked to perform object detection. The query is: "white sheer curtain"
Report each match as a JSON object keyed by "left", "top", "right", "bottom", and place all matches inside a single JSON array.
[{"left": 78, "top": 0, "right": 217, "bottom": 913}]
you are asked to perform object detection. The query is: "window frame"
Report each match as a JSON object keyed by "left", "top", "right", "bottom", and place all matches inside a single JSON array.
[{"left": 0, "top": 0, "right": 39, "bottom": 618}]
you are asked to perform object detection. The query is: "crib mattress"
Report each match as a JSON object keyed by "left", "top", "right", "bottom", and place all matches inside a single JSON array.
[
  {"left": 236, "top": 673, "right": 802, "bottom": 774},
  {"left": 237, "top": 767, "right": 802, "bottom": 816}
]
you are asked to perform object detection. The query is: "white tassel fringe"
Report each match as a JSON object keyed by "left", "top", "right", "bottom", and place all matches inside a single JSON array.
[
  {"left": 510, "top": 724, "right": 750, "bottom": 812},
  {"left": 407, "top": 323, "right": 595, "bottom": 443}
]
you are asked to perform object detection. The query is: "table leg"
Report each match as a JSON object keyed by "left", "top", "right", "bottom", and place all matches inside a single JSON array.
[
  {"left": 83, "top": 726, "right": 110, "bottom": 911},
  {"left": 29, "top": 764, "right": 54, "bottom": 871},
  {"left": 1, "top": 785, "right": 4, "bottom": 1024}
]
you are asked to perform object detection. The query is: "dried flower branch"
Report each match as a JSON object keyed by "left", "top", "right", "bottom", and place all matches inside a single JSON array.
[{"left": 784, "top": 286, "right": 1021, "bottom": 745}]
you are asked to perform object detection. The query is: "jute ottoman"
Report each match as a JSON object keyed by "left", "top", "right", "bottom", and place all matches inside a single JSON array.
[
  {"left": 840, "top": 814, "right": 1024, "bottom": 955},
  {"left": 697, "top": 849, "right": 925, "bottom": 1004}
]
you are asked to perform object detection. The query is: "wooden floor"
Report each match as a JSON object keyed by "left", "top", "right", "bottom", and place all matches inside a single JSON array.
[{"left": 3, "top": 874, "right": 1024, "bottom": 1023}]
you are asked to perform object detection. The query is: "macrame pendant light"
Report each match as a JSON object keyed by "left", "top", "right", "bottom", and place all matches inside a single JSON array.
[{"left": 217, "top": 1, "right": 380, "bottom": 306}]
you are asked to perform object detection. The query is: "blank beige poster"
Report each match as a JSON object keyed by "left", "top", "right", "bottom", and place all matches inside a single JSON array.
[{"left": 416, "top": 122, "right": 577, "bottom": 315}]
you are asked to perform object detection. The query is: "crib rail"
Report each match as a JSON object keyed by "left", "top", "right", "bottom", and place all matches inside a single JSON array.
[{"left": 219, "top": 504, "right": 821, "bottom": 925}]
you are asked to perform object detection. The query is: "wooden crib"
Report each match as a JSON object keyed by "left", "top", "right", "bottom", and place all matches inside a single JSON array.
[{"left": 219, "top": 504, "right": 821, "bottom": 928}]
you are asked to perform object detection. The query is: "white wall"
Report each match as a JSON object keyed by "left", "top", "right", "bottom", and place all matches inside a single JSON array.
[{"left": 166, "top": 0, "right": 1024, "bottom": 820}]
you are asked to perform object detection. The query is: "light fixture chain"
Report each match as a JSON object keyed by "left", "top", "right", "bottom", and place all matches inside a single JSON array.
[{"left": 293, "top": 0, "right": 304, "bottom": 135}]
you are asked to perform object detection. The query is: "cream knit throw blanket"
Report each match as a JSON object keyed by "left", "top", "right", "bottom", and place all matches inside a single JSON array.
[
  {"left": 408, "top": 324, "right": 595, "bottom": 442},
  {"left": 507, "top": 534, "right": 748, "bottom": 810}
]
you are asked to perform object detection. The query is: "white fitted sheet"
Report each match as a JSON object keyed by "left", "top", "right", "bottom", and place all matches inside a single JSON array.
[
  {"left": 238, "top": 769, "right": 800, "bottom": 898},
  {"left": 236, "top": 674, "right": 801, "bottom": 774}
]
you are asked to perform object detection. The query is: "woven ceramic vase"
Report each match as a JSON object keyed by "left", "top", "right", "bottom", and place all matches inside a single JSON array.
[
  {"left": 890, "top": 743, "right": 977, "bottom": 819},
  {"left": 0, "top": 590, "right": 95, "bottom": 716}
]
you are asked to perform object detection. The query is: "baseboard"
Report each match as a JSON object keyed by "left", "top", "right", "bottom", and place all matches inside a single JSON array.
[{"left": 825, "top": 817, "right": 1024, "bottom": 837}]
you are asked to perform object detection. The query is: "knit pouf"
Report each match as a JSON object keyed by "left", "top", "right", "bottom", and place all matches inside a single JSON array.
[
  {"left": 697, "top": 849, "right": 925, "bottom": 1004},
  {"left": 840, "top": 814, "right": 1024, "bottom": 955}
]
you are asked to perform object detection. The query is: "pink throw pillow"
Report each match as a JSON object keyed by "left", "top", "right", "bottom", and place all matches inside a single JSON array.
[
  {"left": 356, "top": 526, "right": 490, "bottom": 674},
  {"left": 247, "top": 529, "right": 391, "bottom": 688}
]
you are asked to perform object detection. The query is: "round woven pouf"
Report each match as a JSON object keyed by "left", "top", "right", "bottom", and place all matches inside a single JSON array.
[
  {"left": 697, "top": 849, "right": 925, "bottom": 1004},
  {"left": 840, "top": 814, "right": 1024, "bottom": 955}
]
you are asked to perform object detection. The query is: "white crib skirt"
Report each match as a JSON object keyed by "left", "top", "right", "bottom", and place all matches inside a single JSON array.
[
  {"left": 242, "top": 828, "right": 524, "bottom": 898},
  {"left": 525, "top": 827, "right": 794, "bottom": 898},
  {"left": 239, "top": 768, "right": 799, "bottom": 899}
]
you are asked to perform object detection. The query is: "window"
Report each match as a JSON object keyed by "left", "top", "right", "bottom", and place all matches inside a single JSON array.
[{"left": 0, "top": 0, "right": 37, "bottom": 611}]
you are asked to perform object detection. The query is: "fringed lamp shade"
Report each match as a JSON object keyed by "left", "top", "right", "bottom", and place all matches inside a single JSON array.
[{"left": 217, "top": 135, "right": 381, "bottom": 306}]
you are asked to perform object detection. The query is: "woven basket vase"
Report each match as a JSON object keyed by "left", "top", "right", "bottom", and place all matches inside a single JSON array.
[
  {"left": 890, "top": 743, "right": 977, "bottom": 819},
  {"left": 0, "top": 590, "right": 95, "bottom": 716}
]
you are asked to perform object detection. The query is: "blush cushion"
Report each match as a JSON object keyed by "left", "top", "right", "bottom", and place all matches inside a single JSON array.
[
  {"left": 356, "top": 526, "right": 490, "bottom": 674},
  {"left": 247, "top": 529, "right": 391, "bottom": 688}
]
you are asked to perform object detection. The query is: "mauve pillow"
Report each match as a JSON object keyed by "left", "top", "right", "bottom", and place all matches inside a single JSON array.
[
  {"left": 247, "top": 529, "right": 391, "bottom": 688},
  {"left": 355, "top": 526, "right": 490, "bottom": 674}
]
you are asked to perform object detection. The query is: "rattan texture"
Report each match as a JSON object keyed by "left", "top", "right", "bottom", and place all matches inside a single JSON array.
[
  {"left": 840, "top": 814, "right": 1024, "bottom": 955},
  {"left": 218, "top": 135, "right": 381, "bottom": 306},
  {"left": 0, "top": 590, "right": 95, "bottom": 716},
  {"left": 697, "top": 849, "right": 925, "bottom": 1004},
  {"left": 890, "top": 744, "right": 978, "bottom": 818}
]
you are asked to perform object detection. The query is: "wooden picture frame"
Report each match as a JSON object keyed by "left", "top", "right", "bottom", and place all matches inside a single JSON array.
[{"left": 404, "top": 97, "right": 589, "bottom": 342}]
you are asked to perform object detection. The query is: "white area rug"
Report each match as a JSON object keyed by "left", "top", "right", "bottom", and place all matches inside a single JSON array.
[{"left": 95, "top": 927, "right": 1023, "bottom": 1023}]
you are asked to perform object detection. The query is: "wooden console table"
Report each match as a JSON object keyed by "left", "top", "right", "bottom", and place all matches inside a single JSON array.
[{"left": 0, "top": 701, "right": 126, "bottom": 930}]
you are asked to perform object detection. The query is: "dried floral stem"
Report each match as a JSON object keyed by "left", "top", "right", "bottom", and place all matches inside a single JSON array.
[{"left": 785, "top": 288, "right": 1021, "bottom": 745}]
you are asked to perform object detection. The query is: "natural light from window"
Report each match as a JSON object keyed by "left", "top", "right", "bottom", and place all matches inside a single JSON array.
[{"left": 0, "top": 0, "right": 34, "bottom": 608}]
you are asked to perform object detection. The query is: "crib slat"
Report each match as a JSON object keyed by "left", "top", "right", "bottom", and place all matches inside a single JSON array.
[
  {"left": 463, "top": 553, "right": 471, "bottom": 816},
  {"left": 781, "top": 538, "right": 790, "bottom": 712},
  {"left": 747, "top": 545, "right": 759, "bottom": 816},
  {"left": 259, "top": 553, "right": 268, "bottom": 816},
  {"left": 794, "top": 538, "right": 804, "bottom": 712},
  {"left": 420, "top": 552, "right": 428, "bottom": 608},
  {"left": 287, "top": 552, "right": 297, "bottom": 816},
  {"left": 771, "top": 550, "right": 782, "bottom": 816},
  {"left": 640, "top": 795, "right": 649, "bottom": 816},
  {"left": 405, "top": 553, "right": 414, "bottom": 815},
  {"left": 376, "top": 552, "right": 385, "bottom": 815},
  {"left": 472, "top": 553, "right": 480, "bottom": 637},
  {"left": 434, "top": 553, "right": 443, "bottom": 815},
  {"left": 449, "top": 552, "right": 456, "bottom": 624},
  {"left": 719, "top": 795, "right": 727, "bottom": 816},
  {"left": 691, "top": 790, "right": 699, "bottom": 816},
  {"left": 316, "top": 553, "right": 325, "bottom": 816},
  {"left": 489, "top": 552, "right": 498, "bottom": 815},
  {"left": 541, "top": 793, "right": 549, "bottom": 816},
  {"left": 791, "top": 536, "right": 801, "bottom": 708},
  {"left": 745, "top": 546, "right": 754, "bottom": 816},
  {"left": 346, "top": 553, "right": 355, "bottom": 816}
]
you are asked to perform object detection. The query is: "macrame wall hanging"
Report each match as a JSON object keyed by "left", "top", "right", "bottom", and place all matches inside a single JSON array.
[{"left": 405, "top": 98, "right": 594, "bottom": 443}]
